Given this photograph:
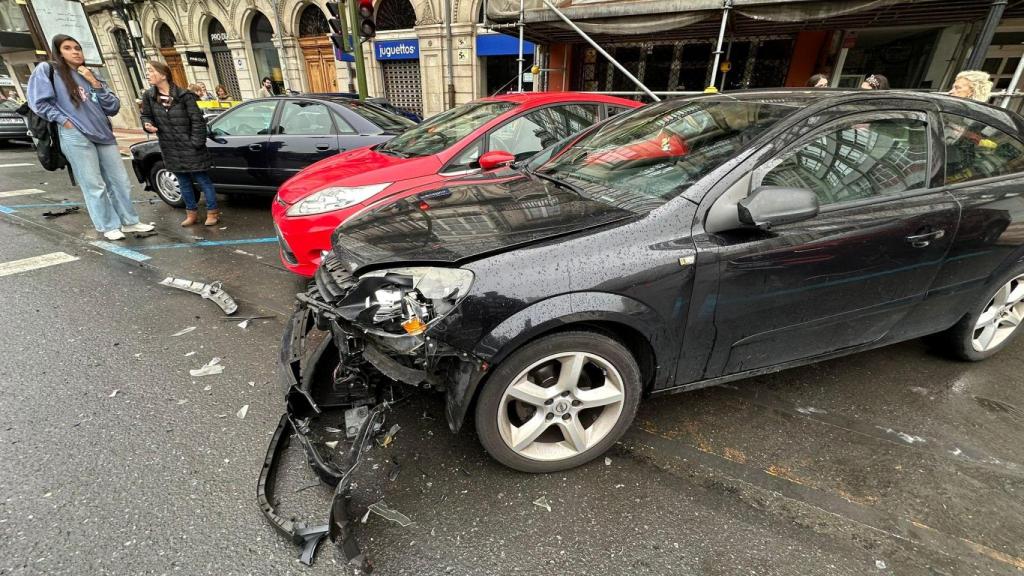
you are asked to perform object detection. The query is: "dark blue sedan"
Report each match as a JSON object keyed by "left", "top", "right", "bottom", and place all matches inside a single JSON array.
[{"left": 129, "top": 95, "right": 416, "bottom": 207}]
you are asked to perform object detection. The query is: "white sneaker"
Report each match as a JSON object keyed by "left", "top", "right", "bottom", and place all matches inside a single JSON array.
[
  {"left": 121, "top": 222, "right": 155, "bottom": 233},
  {"left": 103, "top": 229, "right": 126, "bottom": 241}
]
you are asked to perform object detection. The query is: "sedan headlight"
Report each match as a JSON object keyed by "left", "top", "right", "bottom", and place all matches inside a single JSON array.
[
  {"left": 286, "top": 183, "right": 391, "bottom": 216},
  {"left": 357, "top": 267, "right": 474, "bottom": 335}
]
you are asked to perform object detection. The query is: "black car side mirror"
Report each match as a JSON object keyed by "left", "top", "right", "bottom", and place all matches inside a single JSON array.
[{"left": 738, "top": 186, "right": 819, "bottom": 229}]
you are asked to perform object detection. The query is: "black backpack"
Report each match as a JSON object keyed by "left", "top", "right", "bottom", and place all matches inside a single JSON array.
[{"left": 16, "top": 63, "right": 68, "bottom": 172}]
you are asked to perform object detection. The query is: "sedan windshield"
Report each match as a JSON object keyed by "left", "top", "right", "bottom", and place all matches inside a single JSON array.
[
  {"left": 379, "top": 101, "right": 516, "bottom": 157},
  {"left": 536, "top": 99, "right": 801, "bottom": 205},
  {"left": 0, "top": 99, "right": 18, "bottom": 112}
]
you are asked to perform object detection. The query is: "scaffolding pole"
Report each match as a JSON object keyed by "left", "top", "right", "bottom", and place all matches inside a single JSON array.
[
  {"left": 517, "top": 0, "right": 525, "bottom": 92},
  {"left": 708, "top": 0, "right": 732, "bottom": 89},
  {"left": 540, "top": 0, "right": 659, "bottom": 101}
]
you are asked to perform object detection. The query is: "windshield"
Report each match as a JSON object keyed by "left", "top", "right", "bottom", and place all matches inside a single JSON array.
[
  {"left": 341, "top": 100, "right": 416, "bottom": 133},
  {"left": 0, "top": 99, "right": 18, "bottom": 112},
  {"left": 536, "top": 99, "right": 800, "bottom": 205},
  {"left": 379, "top": 101, "right": 516, "bottom": 157}
]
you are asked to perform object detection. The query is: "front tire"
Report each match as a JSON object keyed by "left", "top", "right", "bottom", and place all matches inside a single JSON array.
[
  {"left": 934, "top": 263, "right": 1024, "bottom": 361},
  {"left": 474, "top": 331, "right": 642, "bottom": 473},
  {"left": 148, "top": 160, "right": 185, "bottom": 208}
]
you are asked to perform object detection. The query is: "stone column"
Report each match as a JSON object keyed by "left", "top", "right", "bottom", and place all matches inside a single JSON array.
[
  {"left": 279, "top": 36, "right": 305, "bottom": 92},
  {"left": 415, "top": 24, "right": 447, "bottom": 117},
  {"left": 449, "top": 23, "right": 475, "bottom": 105},
  {"left": 225, "top": 39, "right": 256, "bottom": 99}
]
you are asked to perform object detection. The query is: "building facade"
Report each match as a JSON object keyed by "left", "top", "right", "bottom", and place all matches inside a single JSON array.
[{"left": 65, "top": 0, "right": 532, "bottom": 129}]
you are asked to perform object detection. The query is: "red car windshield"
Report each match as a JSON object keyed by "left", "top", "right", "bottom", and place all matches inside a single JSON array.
[{"left": 378, "top": 101, "right": 516, "bottom": 158}]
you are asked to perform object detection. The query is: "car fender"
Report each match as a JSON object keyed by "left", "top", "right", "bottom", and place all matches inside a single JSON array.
[{"left": 444, "top": 291, "right": 668, "bottom": 432}]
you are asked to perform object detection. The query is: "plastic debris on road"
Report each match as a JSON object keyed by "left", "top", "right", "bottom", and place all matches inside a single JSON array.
[
  {"left": 533, "top": 497, "right": 552, "bottom": 512},
  {"left": 190, "top": 357, "right": 224, "bottom": 377},
  {"left": 158, "top": 277, "right": 239, "bottom": 315},
  {"left": 236, "top": 404, "right": 249, "bottom": 419},
  {"left": 237, "top": 319, "right": 250, "bottom": 329},
  {"left": 172, "top": 326, "right": 196, "bottom": 337},
  {"left": 367, "top": 501, "right": 413, "bottom": 527},
  {"left": 108, "top": 389, "right": 120, "bottom": 398},
  {"left": 605, "top": 457, "right": 612, "bottom": 466},
  {"left": 379, "top": 424, "right": 401, "bottom": 448},
  {"left": 324, "top": 440, "right": 339, "bottom": 450}
]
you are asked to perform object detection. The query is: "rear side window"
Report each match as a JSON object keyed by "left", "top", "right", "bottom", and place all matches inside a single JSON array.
[
  {"left": 760, "top": 117, "right": 928, "bottom": 206},
  {"left": 943, "top": 113, "right": 1024, "bottom": 184}
]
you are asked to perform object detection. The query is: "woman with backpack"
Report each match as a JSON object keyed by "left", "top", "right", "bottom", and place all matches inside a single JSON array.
[
  {"left": 140, "top": 60, "right": 219, "bottom": 226},
  {"left": 26, "top": 34, "right": 154, "bottom": 240}
]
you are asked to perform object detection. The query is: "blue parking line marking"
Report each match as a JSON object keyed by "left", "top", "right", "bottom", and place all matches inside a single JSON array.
[
  {"left": 138, "top": 237, "right": 278, "bottom": 250},
  {"left": 89, "top": 241, "right": 152, "bottom": 262},
  {"left": 0, "top": 205, "right": 15, "bottom": 214}
]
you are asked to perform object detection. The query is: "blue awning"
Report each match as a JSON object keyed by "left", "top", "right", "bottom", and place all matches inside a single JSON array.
[{"left": 476, "top": 34, "right": 534, "bottom": 57}]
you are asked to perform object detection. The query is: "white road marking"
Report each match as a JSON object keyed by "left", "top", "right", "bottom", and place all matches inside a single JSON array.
[
  {"left": 0, "top": 163, "right": 35, "bottom": 168},
  {"left": 0, "top": 252, "right": 79, "bottom": 277},
  {"left": 0, "top": 189, "right": 47, "bottom": 198}
]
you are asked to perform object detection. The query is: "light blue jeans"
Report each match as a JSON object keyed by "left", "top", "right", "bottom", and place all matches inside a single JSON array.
[{"left": 58, "top": 125, "right": 141, "bottom": 233}]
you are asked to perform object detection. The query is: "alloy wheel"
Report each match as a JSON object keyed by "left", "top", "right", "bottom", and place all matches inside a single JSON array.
[
  {"left": 972, "top": 273, "right": 1024, "bottom": 352},
  {"left": 155, "top": 169, "right": 182, "bottom": 204},
  {"left": 497, "top": 351, "right": 625, "bottom": 461}
]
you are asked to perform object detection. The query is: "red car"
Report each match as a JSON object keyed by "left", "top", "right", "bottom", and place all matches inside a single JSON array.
[{"left": 272, "top": 92, "right": 641, "bottom": 276}]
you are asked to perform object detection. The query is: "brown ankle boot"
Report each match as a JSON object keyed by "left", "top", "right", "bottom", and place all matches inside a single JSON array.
[
  {"left": 180, "top": 210, "right": 198, "bottom": 226},
  {"left": 204, "top": 209, "right": 220, "bottom": 226}
]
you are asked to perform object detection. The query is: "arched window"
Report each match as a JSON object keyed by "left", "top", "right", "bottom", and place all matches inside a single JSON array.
[
  {"left": 158, "top": 23, "right": 176, "bottom": 48},
  {"left": 376, "top": 0, "right": 416, "bottom": 31},
  {"left": 298, "top": 4, "right": 330, "bottom": 37},
  {"left": 250, "top": 12, "right": 275, "bottom": 43}
]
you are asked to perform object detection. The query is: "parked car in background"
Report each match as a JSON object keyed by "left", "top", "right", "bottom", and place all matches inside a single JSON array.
[
  {"left": 289, "top": 90, "right": 1024, "bottom": 473},
  {"left": 129, "top": 95, "right": 416, "bottom": 207},
  {"left": 272, "top": 92, "right": 641, "bottom": 276},
  {"left": 0, "top": 99, "right": 28, "bottom": 143}
]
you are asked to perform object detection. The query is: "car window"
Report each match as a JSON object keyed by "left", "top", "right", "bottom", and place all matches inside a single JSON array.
[
  {"left": 488, "top": 105, "right": 599, "bottom": 162},
  {"left": 446, "top": 139, "right": 482, "bottom": 173},
  {"left": 606, "top": 105, "right": 634, "bottom": 118},
  {"left": 331, "top": 111, "right": 356, "bottom": 134},
  {"left": 0, "top": 99, "right": 19, "bottom": 112},
  {"left": 340, "top": 100, "right": 416, "bottom": 133},
  {"left": 760, "top": 117, "right": 928, "bottom": 206},
  {"left": 210, "top": 100, "right": 277, "bottom": 136},
  {"left": 942, "top": 113, "right": 1024, "bottom": 184},
  {"left": 277, "top": 101, "right": 334, "bottom": 135},
  {"left": 379, "top": 101, "right": 517, "bottom": 157}
]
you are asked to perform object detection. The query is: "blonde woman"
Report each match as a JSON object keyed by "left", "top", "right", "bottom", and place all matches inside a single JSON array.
[{"left": 950, "top": 70, "right": 993, "bottom": 102}]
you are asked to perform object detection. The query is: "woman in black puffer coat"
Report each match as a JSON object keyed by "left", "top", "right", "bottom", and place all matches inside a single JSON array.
[{"left": 140, "top": 61, "right": 219, "bottom": 226}]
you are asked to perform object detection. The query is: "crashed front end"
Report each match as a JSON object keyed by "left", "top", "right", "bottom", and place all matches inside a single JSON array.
[{"left": 258, "top": 252, "right": 488, "bottom": 568}]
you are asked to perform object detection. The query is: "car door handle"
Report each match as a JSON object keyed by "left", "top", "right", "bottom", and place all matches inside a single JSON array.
[
  {"left": 315, "top": 145, "right": 330, "bottom": 151},
  {"left": 906, "top": 229, "right": 945, "bottom": 248},
  {"left": 248, "top": 143, "right": 262, "bottom": 151}
]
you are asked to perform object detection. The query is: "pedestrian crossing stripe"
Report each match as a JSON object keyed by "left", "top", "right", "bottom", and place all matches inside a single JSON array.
[
  {"left": 0, "top": 189, "right": 47, "bottom": 198},
  {"left": 0, "top": 252, "right": 79, "bottom": 277}
]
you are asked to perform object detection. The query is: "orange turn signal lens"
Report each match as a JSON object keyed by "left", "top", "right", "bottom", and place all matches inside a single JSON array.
[{"left": 402, "top": 316, "right": 427, "bottom": 335}]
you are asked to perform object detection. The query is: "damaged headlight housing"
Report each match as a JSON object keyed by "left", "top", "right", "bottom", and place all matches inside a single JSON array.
[
  {"left": 358, "top": 267, "right": 474, "bottom": 335},
  {"left": 286, "top": 183, "right": 391, "bottom": 216}
]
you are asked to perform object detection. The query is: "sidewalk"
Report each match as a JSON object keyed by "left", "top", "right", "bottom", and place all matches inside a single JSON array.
[{"left": 114, "top": 128, "right": 152, "bottom": 155}]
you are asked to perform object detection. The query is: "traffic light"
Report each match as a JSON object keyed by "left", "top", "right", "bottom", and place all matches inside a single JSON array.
[
  {"left": 326, "top": 1, "right": 351, "bottom": 52},
  {"left": 357, "top": 0, "right": 375, "bottom": 39}
]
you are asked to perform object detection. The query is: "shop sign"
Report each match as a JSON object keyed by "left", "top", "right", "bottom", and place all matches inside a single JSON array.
[
  {"left": 374, "top": 39, "right": 419, "bottom": 61},
  {"left": 185, "top": 51, "right": 209, "bottom": 67}
]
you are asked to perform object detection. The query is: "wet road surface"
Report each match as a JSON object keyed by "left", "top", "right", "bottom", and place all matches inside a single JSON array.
[{"left": 1, "top": 141, "right": 1022, "bottom": 575}]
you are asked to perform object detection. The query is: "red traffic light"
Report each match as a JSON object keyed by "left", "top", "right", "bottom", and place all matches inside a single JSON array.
[
  {"left": 358, "top": 0, "right": 374, "bottom": 17},
  {"left": 358, "top": 0, "right": 375, "bottom": 38}
]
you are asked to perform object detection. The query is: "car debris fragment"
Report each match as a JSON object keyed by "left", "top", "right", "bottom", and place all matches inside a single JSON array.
[
  {"left": 159, "top": 277, "right": 238, "bottom": 315},
  {"left": 366, "top": 500, "right": 412, "bottom": 527},
  {"left": 172, "top": 326, "right": 196, "bottom": 337},
  {"left": 237, "top": 319, "right": 250, "bottom": 329},
  {"left": 533, "top": 497, "right": 552, "bottom": 512},
  {"left": 132, "top": 230, "right": 158, "bottom": 239},
  {"left": 237, "top": 405, "right": 249, "bottom": 419},
  {"left": 108, "top": 389, "right": 120, "bottom": 398},
  {"left": 42, "top": 206, "right": 80, "bottom": 218},
  {"left": 189, "top": 357, "right": 224, "bottom": 377}
]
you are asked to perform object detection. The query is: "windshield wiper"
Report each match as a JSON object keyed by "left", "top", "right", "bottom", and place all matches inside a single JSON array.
[
  {"left": 531, "top": 171, "right": 583, "bottom": 197},
  {"left": 378, "top": 147, "right": 410, "bottom": 158}
]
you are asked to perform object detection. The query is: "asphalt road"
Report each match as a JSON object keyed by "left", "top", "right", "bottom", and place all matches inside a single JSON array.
[{"left": 1, "top": 141, "right": 1023, "bottom": 575}]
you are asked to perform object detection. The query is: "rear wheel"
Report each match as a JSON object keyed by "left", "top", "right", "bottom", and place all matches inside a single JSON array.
[
  {"left": 934, "top": 264, "right": 1024, "bottom": 361},
  {"left": 474, "top": 331, "right": 642, "bottom": 473},
  {"left": 148, "top": 160, "right": 184, "bottom": 208}
]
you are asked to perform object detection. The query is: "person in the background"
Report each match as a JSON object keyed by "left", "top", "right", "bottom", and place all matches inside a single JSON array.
[
  {"left": 949, "top": 70, "right": 993, "bottom": 102},
  {"left": 807, "top": 74, "right": 829, "bottom": 88},
  {"left": 196, "top": 82, "right": 216, "bottom": 101},
  {"left": 215, "top": 84, "right": 231, "bottom": 101},
  {"left": 258, "top": 77, "right": 276, "bottom": 97},
  {"left": 27, "top": 34, "right": 154, "bottom": 241},
  {"left": 861, "top": 74, "right": 890, "bottom": 90},
  {"left": 140, "top": 61, "right": 220, "bottom": 227}
]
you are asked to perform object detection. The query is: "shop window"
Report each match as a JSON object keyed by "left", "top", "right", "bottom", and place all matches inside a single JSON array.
[
  {"left": 943, "top": 113, "right": 1024, "bottom": 185},
  {"left": 299, "top": 5, "right": 330, "bottom": 37},
  {"left": 376, "top": 0, "right": 416, "bottom": 31},
  {"left": 158, "top": 24, "right": 175, "bottom": 49}
]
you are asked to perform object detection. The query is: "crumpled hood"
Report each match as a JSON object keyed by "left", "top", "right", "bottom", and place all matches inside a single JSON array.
[
  {"left": 276, "top": 146, "right": 441, "bottom": 203},
  {"left": 330, "top": 174, "right": 643, "bottom": 272}
]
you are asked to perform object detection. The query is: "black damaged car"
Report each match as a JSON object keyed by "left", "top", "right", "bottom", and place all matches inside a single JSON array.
[{"left": 268, "top": 91, "right": 1024, "bottom": 560}]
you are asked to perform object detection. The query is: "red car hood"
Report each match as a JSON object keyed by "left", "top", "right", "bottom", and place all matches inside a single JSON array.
[{"left": 277, "top": 146, "right": 442, "bottom": 203}]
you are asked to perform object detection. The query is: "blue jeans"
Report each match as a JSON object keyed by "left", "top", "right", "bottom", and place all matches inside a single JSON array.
[
  {"left": 58, "top": 125, "right": 141, "bottom": 233},
  {"left": 175, "top": 171, "right": 218, "bottom": 211}
]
